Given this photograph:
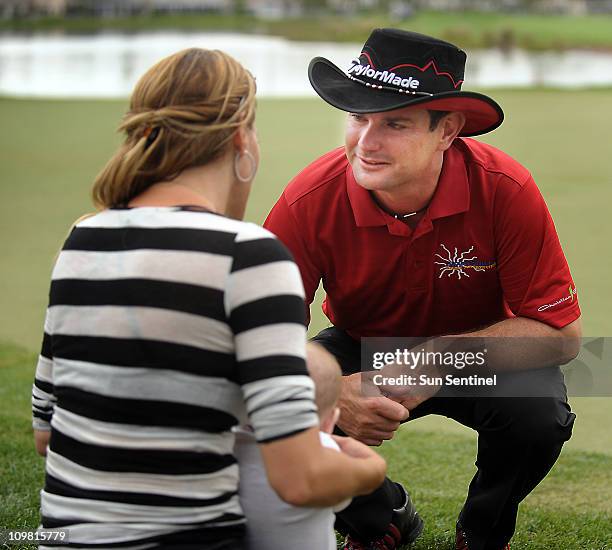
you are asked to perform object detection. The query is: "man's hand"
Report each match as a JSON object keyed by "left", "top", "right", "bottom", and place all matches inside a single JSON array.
[
  {"left": 336, "top": 372, "right": 409, "bottom": 446},
  {"left": 387, "top": 384, "right": 441, "bottom": 412},
  {"left": 378, "top": 362, "right": 443, "bottom": 411}
]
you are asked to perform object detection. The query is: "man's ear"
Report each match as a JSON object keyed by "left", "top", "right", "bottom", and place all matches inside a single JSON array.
[
  {"left": 320, "top": 407, "right": 341, "bottom": 434},
  {"left": 330, "top": 406, "right": 340, "bottom": 428},
  {"left": 439, "top": 112, "right": 466, "bottom": 151}
]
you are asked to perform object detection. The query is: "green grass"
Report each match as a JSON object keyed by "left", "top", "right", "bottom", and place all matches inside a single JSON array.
[
  {"left": 1, "top": 91, "right": 612, "bottom": 546},
  {"left": 0, "top": 344, "right": 47, "bottom": 535},
  {"left": 2, "top": 11, "right": 612, "bottom": 51},
  {"left": 1, "top": 344, "right": 611, "bottom": 548}
]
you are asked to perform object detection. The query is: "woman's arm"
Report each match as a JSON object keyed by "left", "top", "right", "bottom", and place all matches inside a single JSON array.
[
  {"left": 32, "top": 314, "right": 56, "bottom": 456},
  {"left": 227, "top": 227, "right": 385, "bottom": 507},
  {"left": 259, "top": 426, "right": 386, "bottom": 507}
]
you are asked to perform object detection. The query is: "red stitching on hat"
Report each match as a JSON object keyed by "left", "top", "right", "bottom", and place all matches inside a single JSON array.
[
  {"left": 361, "top": 51, "right": 376, "bottom": 67},
  {"left": 360, "top": 52, "right": 463, "bottom": 89},
  {"left": 390, "top": 60, "right": 464, "bottom": 88}
]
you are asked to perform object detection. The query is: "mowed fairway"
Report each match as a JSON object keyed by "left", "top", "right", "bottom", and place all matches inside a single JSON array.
[{"left": 1, "top": 92, "right": 611, "bottom": 548}]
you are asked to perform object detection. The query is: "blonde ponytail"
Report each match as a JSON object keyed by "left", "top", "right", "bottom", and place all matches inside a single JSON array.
[{"left": 92, "top": 48, "right": 256, "bottom": 209}]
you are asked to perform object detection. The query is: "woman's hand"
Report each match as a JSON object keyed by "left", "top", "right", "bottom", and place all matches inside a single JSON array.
[
  {"left": 34, "top": 429, "right": 50, "bottom": 457},
  {"left": 332, "top": 434, "right": 382, "bottom": 459}
]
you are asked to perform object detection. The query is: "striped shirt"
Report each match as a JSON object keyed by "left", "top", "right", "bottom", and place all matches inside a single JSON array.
[{"left": 32, "top": 206, "right": 318, "bottom": 549}]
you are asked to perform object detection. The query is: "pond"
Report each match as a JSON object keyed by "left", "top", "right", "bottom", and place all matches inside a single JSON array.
[{"left": 1, "top": 32, "right": 611, "bottom": 98}]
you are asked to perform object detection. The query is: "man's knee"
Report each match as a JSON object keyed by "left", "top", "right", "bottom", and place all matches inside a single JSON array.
[
  {"left": 479, "top": 397, "right": 575, "bottom": 447},
  {"left": 515, "top": 398, "right": 575, "bottom": 446}
]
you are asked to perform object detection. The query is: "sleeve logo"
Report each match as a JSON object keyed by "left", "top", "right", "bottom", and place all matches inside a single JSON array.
[{"left": 538, "top": 285, "right": 578, "bottom": 312}]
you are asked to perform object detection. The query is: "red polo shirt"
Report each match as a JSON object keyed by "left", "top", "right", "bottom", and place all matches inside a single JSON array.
[{"left": 264, "top": 138, "right": 580, "bottom": 338}]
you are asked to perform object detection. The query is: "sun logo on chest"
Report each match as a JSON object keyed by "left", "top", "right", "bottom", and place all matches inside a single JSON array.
[{"left": 434, "top": 243, "right": 497, "bottom": 279}]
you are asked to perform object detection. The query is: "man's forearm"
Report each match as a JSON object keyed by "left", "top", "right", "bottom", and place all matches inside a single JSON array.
[{"left": 443, "top": 316, "right": 582, "bottom": 372}]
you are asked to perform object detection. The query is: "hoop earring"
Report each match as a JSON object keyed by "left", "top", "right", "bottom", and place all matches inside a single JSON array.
[{"left": 234, "top": 150, "right": 257, "bottom": 183}]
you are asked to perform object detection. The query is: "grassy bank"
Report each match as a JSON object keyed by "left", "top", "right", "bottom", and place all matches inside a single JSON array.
[{"left": 2, "top": 11, "right": 612, "bottom": 51}]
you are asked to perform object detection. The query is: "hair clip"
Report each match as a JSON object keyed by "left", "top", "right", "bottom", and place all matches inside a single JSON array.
[{"left": 142, "top": 126, "right": 160, "bottom": 147}]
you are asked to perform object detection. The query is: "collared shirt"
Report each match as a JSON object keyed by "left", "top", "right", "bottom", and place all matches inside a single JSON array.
[{"left": 264, "top": 138, "right": 580, "bottom": 338}]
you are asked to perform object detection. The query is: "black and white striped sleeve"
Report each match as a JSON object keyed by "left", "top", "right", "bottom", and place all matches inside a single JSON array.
[
  {"left": 32, "top": 310, "right": 56, "bottom": 431},
  {"left": 226, "top": 225, "right": 318, "bottom": 443}
]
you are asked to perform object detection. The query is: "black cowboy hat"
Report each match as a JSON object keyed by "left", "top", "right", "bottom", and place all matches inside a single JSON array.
[{"left": 308, "top": 28, "right": 504, "bottom": 137}]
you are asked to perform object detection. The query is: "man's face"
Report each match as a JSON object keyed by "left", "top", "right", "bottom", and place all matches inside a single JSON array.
[{"left": 345, "top": 107, "right": 445, "bottom": 192}]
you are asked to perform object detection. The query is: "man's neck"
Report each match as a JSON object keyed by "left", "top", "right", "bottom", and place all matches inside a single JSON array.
[{"left": 372, "top": 153, "right": 444, "bottom": 216}]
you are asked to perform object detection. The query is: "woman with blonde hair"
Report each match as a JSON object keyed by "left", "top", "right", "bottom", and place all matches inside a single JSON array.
[{"left": 31, "top": 48, "right": 385, "bottom": 549}]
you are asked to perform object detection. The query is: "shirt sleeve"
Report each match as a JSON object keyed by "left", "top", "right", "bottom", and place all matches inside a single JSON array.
[
  {"left": 226, "top": 225, "right": 318, "bottom": 443},
  {"left": 264, "top": 193, "right": 323, "bottom": 320},
  {"left": 32, "top": 310, "right": 56, "bottom": 431},
  {"left": 494, "top": 175, "right": 580, "bottom": 329}
]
